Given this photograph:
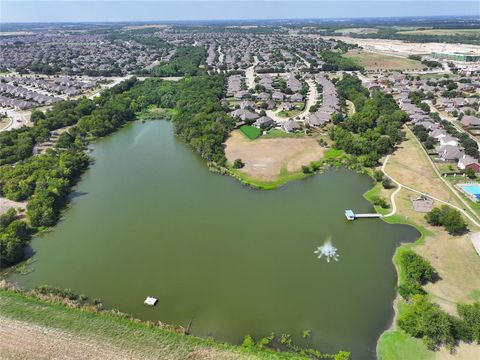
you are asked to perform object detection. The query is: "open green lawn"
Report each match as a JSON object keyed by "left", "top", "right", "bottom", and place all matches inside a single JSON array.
[
  {"left": 277, "top": 109, "right": 302, "bottom": 118},
  {"left": 263, "top": 129, "right": 305, "bottom": 139},
  {"left": 240, "top": 125, "right": 262, "bottom": 140},
  {"left": 323, "top": 148, "right": 345, "bottom": 160},
  {"left": 0, "top": 289, "right": 303, "bottom": 360},
  {"left": 344, "top": 51, "right": 424, "bottom": 71}
]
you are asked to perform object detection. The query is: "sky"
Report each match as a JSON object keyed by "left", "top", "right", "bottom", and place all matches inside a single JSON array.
[{"left": 1, "top": 0, "right": 479, "bottom": 23}]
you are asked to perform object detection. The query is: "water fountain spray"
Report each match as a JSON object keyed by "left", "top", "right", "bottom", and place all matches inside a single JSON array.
[{"left": 314, "top": 238, "right": 339, "bottom": 263}]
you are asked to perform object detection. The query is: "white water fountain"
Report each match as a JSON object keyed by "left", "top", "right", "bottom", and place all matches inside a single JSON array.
[{"left": 314, "top": 238, "right": 339, "bottom": 263}]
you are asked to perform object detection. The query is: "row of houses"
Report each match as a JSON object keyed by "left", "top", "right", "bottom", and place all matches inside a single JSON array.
[
  {"left": 305, "top": 74, "right": 339, "bottom": 127},
  {"left": 1, "top": 76, "right": 94, "bottom": 97},
  {"left": 0, "top": 83, "right": 61, "bottom": 108}
]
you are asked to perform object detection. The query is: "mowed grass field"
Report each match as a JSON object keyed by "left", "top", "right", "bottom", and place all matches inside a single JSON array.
[
  {"left": 397, "top": 28, "right": 480, "bottom": 37},
  {"left": 240, "top": 125, "right": 262, "bottom": 140},
  {"left": 344, "top": 50, "right": 424, "bottom": 71}
]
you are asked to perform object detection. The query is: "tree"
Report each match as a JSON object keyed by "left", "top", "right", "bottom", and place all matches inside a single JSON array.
[
  {"left": 0, "top": 208, "right": 17, "bottom": 228},
  {"left": 425, "top": 207, "right": 443, "bottom": 226},
  {"left": 30, "top": 110, "right": 46, "bottom": 123},
  {"left": 466, "top": 167, "right": 476, "bottom": 179},
  {"left": 442, "top": 210, "right": 467, "bottom": 235},
  {"left": 382, "top": 177, "right": 394, "bottom": 189}
]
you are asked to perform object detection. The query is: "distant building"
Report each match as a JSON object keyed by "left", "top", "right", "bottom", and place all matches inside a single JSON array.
[{"left": 431, "top": 52, "right": 480, "bottom": 62}]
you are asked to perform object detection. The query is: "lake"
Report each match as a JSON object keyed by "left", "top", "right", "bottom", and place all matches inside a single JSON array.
[{"left": 9, "top": 120, "right": 419, "bottom": 359}]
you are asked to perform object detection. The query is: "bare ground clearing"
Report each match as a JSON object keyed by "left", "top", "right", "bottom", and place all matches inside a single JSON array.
[
  {"left": 0, "top": 316, "right": 147, "bottom": 360},
  {"left": 0, "top": 197, "right": 26, "bottom": 216},
  {"left": 224, "top": 130, "right": 324, "bottom": 181}
]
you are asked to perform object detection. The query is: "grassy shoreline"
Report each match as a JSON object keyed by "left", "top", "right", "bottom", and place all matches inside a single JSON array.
[{"left": 0, "top": 287, "right": 305, "bottom": 360}]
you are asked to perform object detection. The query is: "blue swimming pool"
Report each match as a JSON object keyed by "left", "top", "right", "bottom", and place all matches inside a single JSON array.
[{"left": 459, "top": 184, "right": 480, "bottom": 200}]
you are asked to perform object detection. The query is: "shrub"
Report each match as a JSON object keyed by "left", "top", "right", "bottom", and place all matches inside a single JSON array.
[
  {"left": 371, "top": 195, "right": 389, "bottom": 209},
  {"left": 233, "top": 159, "right": 244, "bottom": 169},
  {"left": 242, "top": 334, "right": 255, "bottom": 348},
  {"left": 381, "top": 177, "right": 394, "bottom": 189},
  {"left": 373, "top": 170, "right": 384, "bottom": 182},
  {"left": 466, "top": 167, "right": 476, "bottom": 179}
]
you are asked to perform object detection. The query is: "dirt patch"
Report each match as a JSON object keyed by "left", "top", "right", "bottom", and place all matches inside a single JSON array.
[
  {"left": 0, "top": 316, "right": 146, "bottom": 360},
  {"left": 436, "top": 342, "right": 480, "bottom": 360},
  {"left": 224, "top": 130, "right": 324, "bottom": 181},
  {"left": 0, "top": 197, "right": 26, "bottom": 216}
]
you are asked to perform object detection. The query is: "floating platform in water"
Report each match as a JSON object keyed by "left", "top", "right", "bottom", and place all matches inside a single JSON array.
[
  {"left": 144, "top": 296, "right": 158, "bottom": 306},
  {"left": 345, "top": 210, "right": 381, "bottom": 220}
]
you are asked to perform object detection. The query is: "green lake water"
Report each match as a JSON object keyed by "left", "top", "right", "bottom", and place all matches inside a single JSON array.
[{"left": 9, "top": 120, "right": 419, "bottom": 359}]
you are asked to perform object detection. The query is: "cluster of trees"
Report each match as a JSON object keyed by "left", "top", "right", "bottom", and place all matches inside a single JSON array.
[
  {"left": 0, "top": 208, "right": 31, "bottom": 267},
  {"left": 425, "top": 205, "right": 468, "bottom": 235},
  {"left": 421, "top": 59, "right": 443, "bottom": 69},
  {"left": 399, "top": 294, "right": 480, "bottom": 351},
  {"left": 173, "top": 75, "right": 235, "bottom": 165},
  {"left": 408, "top": 90, "right": 432, "bottom": 113},
  {"left": 152, "top": 46, "right": 206, "bottom": 77},
  {"left": 396, "top": 249, "right": 480, "bottom": 351},
  {"left": 329, "top": 74, "right": 408, "bottom": 167},
  {"left": 320, "top": 51, "right": 363, "bottom": 71},
  {"left": 397, "top": 249, "right": 437, "bottom": 300},
  {"left": 411, "top": 125, "right": 437, "bottom": 150},
  {"left": 17, "top": 63, "right": 61, "bottom": 75}
]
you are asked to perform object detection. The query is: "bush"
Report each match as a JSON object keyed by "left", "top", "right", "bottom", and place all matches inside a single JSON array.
[
  {"left": 466, "top": 167, "right": 476, "bottom": 179},
  {"left": 373, "top": 170, "right": 384, "bottom": 182},
  {"left": 242, "top": 334, "right": 255, "bottom": 348},
  {"left": 371, "top": 195, "right": 389, "bottom": 209},
  {"left": 381, "top": 177, "right": 394, "bottom": 189},
  {"left": 233, "top": 159, "right": 244, "bottom": 169}
]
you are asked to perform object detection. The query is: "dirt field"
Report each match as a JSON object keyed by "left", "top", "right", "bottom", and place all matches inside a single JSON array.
[
  {"left": 384, "top": 131, "right": 480, "bottom": 314},
  {"left": 224, "top": 130, "right": 324, "bottom": 181},
  {"left": 345, "top": 50, "right": 424, "bottom": 71},
  {"left": 327, "top": 36, "right": 480, "bottom": 56},
  {"left": 0, "top": 316, "right": 147, "bottom": 360},
  {"left": 397, "top": 29, "right": 480, "bottom": 37},
  {"left": 334, "top": 27, "right": 378, "bottom": 35}
]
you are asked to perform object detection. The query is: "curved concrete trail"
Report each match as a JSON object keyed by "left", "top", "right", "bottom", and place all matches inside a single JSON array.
[{"left": 381, "top": 155, "right": 480, "bottom": 228}]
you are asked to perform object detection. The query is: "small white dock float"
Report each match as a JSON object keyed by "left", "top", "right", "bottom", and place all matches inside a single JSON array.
[
  {"left": 144, "top": 296, "right": 158, "bottom": 306},
  {"left": 345, "top": 210, "right": 382, "bottom": 220}
]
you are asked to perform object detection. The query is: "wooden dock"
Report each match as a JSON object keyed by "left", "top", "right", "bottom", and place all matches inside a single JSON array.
[{"left": 345, "top": 210, "right": 382, "bottom": 220}]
